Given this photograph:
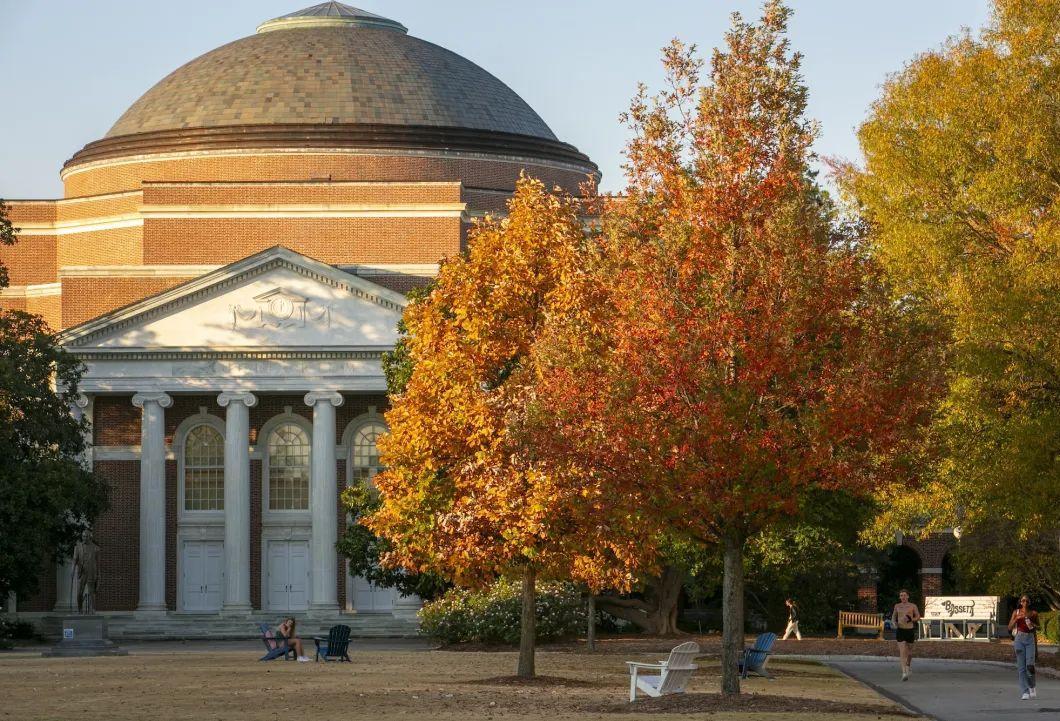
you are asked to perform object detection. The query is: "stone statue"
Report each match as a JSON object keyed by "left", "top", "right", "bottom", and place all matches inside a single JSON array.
[{"left": 72, "top": 529, "right": 101, "bottom": 615}]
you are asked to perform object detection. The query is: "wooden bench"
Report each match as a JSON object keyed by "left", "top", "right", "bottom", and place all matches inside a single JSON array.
[{"left": 837, "top": 611, "right": 884, "bottom": 639}]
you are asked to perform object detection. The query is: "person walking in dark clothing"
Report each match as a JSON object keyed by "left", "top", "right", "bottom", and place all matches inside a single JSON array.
[{"left": 782, "top": 598, "right": 802, "bottom": 640}]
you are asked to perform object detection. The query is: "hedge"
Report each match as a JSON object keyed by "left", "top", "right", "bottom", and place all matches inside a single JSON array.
[{"left": 419, "top": 579, "right": 586, "bottom": 645}]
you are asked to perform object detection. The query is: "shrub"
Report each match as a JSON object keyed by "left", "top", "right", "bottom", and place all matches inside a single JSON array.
[
  {"left": 0, "top": 616, "right": 36, "bottom": 649},
  {"left": 1039, "top": 610, "right": 1059, "bottom": 644},
  {"left": 420, "top": 579, "right": 586, "bottom": 645}
]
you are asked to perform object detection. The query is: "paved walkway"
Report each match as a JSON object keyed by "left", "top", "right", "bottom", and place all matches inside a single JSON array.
[{"left": 829, "top": 657, "right": 1060, "bottom": 721}]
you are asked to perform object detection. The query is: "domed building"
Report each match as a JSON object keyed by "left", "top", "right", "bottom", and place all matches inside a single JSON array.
[{"left": 1, "top": 3, "right": 598, "bottom": 636}]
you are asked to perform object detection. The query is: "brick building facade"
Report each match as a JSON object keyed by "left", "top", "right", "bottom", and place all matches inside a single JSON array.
[{"left": 3, "top": 3, "right": 597, "bottom": 637}]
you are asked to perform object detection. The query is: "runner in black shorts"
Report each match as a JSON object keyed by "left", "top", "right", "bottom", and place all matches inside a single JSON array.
[{"left": 891, "top": 589, "right": 920, "bottom": 681}]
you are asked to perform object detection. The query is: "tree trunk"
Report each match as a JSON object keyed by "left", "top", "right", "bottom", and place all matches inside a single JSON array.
[
  {"left": 721, "top": 531, "right": 745, "bottom": 696},
  {"left": 594, "top": 565, "right": 685, "bottom": 635},
  {"left": 517, "top": 566, "right": 536, "bottom": 678},
  {"left": 587, "top": 593, "right": 597, "bottom": 651}
]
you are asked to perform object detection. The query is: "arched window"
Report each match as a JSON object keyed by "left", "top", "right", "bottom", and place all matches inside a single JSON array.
[
  {"left": 268, "top": 423, "right": 310, "bottom": 510},
  {"left": 184, "top": 424, "right": 224, "bottom": 511},
  {"left": 351, "top": 421, "right": 387, "bottom": 485}
]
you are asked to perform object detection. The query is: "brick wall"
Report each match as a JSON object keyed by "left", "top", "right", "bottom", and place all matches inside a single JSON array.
[
  {"left": 25, "top": 294, "right": 61, "bottom": 331},
  {"left": 0, "top": 297, "right": 27, "bottom": 313},
  {"left": 142, "top": 181, "right": 463, "bottom": 206},
  {"left": 93, "top": 395, "right": 139, "bottom": 446},
  {"left": 57, "top": 225, "right": 143, "bottom": 268},
  {"left": 55, "top": 192, "right": 141, "bottom": 222},
  {"left": 63, "top": 152, "right": 594, "bottom": 198},
  {"left": 142, "top": 216, "right": 461, "bottom": 265},
  {"left": 0, "top": 233, "right": 57, "bottom": 285},
  {"left": 361, "top": 273, "right": 433, "bottom": 294},
  {"left": 902, "top": 533, "right": 955, "bottom": 569},
  {"left": 857, "top": 579, "right": 879, "bottom": 613},
  {"left": 61, "top": 275, "right": 196, "bottom": 328},
  {"left": 6, "top": 200, "right": 58, "bottom": 224},
  {"left": 93, "top": 460, "right": 140, "bottom": 611}
]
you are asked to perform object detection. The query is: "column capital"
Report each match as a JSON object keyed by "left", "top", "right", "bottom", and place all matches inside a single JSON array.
[
  {"left": 304, "top": 391, "right": 344, "bottom": 408},
  {"left": 132, "top": 392, "right": 173, "bottom": 409},
  {"left": 74, "top": 393, "right": 91, "bottom": 409},
  {"left": 217, "top": 391, "right": 258, "bottom": 408}
]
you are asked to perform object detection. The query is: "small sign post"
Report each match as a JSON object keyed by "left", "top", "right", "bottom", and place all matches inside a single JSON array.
[{"left": 921, "top": 596, "right": 998, "bottom": 641}]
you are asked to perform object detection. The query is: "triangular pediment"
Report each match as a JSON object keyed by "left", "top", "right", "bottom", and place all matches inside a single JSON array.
[{"left": 60, "top": 247, "right": 408, "bottom": 353}]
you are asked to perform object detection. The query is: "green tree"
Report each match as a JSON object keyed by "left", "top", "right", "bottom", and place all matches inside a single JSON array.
[
  {"left": 0, "top": 200, "right": 109, "bottom": 599},
  {"left": 843, "top": 0, "right": 1060, "bottom": 607}
]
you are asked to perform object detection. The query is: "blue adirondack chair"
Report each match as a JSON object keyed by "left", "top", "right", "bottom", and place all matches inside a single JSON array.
[
  {"left": 313, "top": 624, "right": 352, "bottom": 662},
  {"left": 258, "top": 622, "right": 295, "bottom": 661},
  {"left": 738, "top": 632, "right": 777, "bottom": 679}
]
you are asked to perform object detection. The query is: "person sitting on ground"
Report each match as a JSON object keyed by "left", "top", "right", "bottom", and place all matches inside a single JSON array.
[
  {"left": 782, "top": 598, "right": 802, "bottom": 640},
  {"left": 1008, "top": 595, "right": 1039, "bottom": 701},
  {"left": 278, "top": 617, "right": 310, "bottom": 663}
]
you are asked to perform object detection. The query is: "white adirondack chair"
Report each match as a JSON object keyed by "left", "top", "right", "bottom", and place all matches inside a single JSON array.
[{"left": 625, "top": 641, "right": 700, "bottom": 702}]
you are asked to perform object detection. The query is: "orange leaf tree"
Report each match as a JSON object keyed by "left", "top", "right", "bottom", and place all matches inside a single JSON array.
[
  {"left": 531, "top": 1, "right": 943, "bottom": 694},
  {"left": 366, "top": 176, "right": 654, "bottom": 678}
]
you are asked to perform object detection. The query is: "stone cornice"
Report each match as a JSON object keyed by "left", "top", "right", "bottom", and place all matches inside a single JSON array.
[
  {"left": 63, "top": 123, "right": 599, "bottom": 178},
  {"left": 0, "top": 283, "right": 62, "bottom": 298}
]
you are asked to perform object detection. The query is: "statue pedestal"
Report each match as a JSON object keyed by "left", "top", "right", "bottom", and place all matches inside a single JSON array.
[{"left": 42, "top": 617, "right": 127, "bottom": 657}]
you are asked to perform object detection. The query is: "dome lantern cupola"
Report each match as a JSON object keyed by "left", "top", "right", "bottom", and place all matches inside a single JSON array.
[{"left": 256, "top": 1, "right": 408, "bottom": 34}]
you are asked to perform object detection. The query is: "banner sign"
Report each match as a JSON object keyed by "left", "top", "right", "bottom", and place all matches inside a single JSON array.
[{"left": 923, "top": 596, "right": 998, "bottom": 621}]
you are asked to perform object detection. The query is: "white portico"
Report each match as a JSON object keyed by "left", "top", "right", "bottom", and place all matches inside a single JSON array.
[{"left": 52, "top": 247, "right": 421, "bottom": 634}]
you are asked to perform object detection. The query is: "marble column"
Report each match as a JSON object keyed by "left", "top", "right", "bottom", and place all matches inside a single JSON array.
[
  {"left": 305, "top": 391, "right": 343, "bottom": 613},
  {"left": 217, "top": 391, "right": 257, "bottom": 614},
  {"left": 55, "top": 393, "right": 93, "bottom": 614},
  {"left": 132, "top": 392, "right": 172, "bottom": 615}
]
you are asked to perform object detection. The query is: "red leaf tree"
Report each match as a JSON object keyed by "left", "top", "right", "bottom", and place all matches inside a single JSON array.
[{"left": 530, "top": 1, "right": 942, "bottom": 694}]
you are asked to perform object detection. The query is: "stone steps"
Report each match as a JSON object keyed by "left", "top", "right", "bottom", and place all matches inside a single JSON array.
[{"left": 27, "top": 612, "right": 421, "bottom": 641}]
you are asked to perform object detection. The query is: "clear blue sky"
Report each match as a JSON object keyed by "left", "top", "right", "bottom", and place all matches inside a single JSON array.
[{"left": 0, "top": 0, "right": 991, "bottom": 198}]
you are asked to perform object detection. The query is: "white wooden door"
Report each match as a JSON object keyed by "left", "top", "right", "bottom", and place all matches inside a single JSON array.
[
  {"left": 267, "top": 541, "right": 310, "bottom": 611},
  {"left": 183, "top": 541, "right": 223, "bottom": 612},
  {"left": 287, "top": 542, "right": 309, "bottom": 611},
  {"left": 202, "top": 541, "right": 223, "bottom": 611},
  {"left": 352, "top": 575, "right": 396, "bottom": 612}
]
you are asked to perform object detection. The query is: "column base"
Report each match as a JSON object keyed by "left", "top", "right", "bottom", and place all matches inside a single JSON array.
[{"left": 52, "top": 604, "right": 77, "bottom": 615}]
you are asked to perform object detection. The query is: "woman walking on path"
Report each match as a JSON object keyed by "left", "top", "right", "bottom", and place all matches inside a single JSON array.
[
  {"left": 782, "top": 598, "right": 802, "bottom": 640},
  {"left": 891, "top": 589, "right": 920, "bottom": 681},
  {"left": 1008, "top": 595, "right": 1039, "bottom": 700}
]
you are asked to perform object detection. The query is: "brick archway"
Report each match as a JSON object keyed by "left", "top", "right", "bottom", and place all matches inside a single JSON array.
[{"left": 900, "top": 533, "right": 956, "bottom": 598}]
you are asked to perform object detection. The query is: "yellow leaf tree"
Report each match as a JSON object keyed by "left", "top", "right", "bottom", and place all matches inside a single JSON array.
[
  {"left": 843, "top": 0, "right": 1060, "bottom": 605},
  {"left": 366, "top": 176, "right": 654, "bottom": 677}
]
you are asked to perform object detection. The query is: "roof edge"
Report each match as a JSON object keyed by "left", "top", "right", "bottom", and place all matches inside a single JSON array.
[{"left": 63, "top": 123, "right": 600, "bottom": 177}]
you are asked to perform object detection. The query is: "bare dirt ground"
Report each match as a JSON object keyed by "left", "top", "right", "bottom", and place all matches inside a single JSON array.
[{"left": 0, "top": 646, "right": 914, "bottom": 721}]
